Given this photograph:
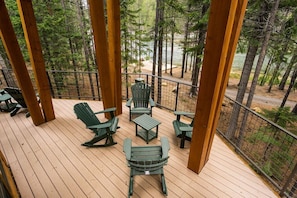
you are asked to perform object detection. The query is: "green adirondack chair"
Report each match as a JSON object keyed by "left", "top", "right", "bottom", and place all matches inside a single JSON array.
[
  {"left": 4, "top": 87, "right": 30, "bottom": 117},
  {"left": 126, "top": 82, "right": 155, "bottom": 121},
  {"left": 74, "top": 102, "right": 119, "bottom": 147},
  {"left": 123, "top": 137, "right": 170, "bottom": 196},
  {"left": 172, "top": 111, "right": 194, "bottom": 148}
]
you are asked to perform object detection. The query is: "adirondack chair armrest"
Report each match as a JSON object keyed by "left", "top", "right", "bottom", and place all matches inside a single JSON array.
[
  {"left": 149, "top": 98, "right": 155, "bottom": 107},
  {"left": 174, "top": 111, "right": 194, "bottom": 121},
  {"left": 123, "top": 138, "right": 132, "bottom": 160},
  {"left": 179, "top": 126, "right": 193, "bottom": 132},
  {"left": 160, "top": 137, "right": 170, "bottom": 158},
  {"left": 125, "top": 98, "right": 133, "bottom": 107},
  {"left": 174, "top": 111, "right": 194, "bottom": 116},
  {"left": 94, "top": 107, "right": 116, "bottom": 115},
  {"left": 87, "top": 122, "right": 112, "bottom": 130}
]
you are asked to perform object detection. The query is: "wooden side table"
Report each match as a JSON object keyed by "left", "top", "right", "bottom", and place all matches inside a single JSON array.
[{"left": 132, "top": 114, "right": 161, "bottom": 144}]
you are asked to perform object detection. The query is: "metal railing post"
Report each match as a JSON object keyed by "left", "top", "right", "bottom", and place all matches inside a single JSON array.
[
  {"left": 174, "top": 82, "right": 179, "bottom": 111},
  {"left": 280, "top": 163, "right": 297, "bottom": 197},
  {"left": 96, "top": 73, "right": 100, "bottom": 101}
]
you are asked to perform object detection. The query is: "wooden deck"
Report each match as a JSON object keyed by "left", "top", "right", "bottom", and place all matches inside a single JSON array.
[{"left": 0, "top": 99, "right": 278, "bottom": 198}]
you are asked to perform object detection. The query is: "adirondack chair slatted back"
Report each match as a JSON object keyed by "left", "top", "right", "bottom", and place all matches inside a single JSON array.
[
  {"left": 130, "top": 146, "right": 162, "bottom": 160},
  {"left": 123, "top": 137, "right": 169, "bottom": 196},
  {"left": 131, "top": 83, "right": 151, "bottom": 108},
  {"left": 129, "top": 156, "right": 169, "bottom": 173},
  {"left": 4, "top": 87, "right": 27, "bottom": 107},
  {"left": 126, "top": 82, "right": 155, "bottom": 121},
  {"left": 4, "top": 87, "right": 37, "bottom": 117},
  {"left": 73, "top": 102, "right": 119, "bottom": 147},
  {"left": 74, "top": 102, "right": 101, "bottom": 128},
  {"left": 130, "top": 146, "right": 167, "bottom": 173}
]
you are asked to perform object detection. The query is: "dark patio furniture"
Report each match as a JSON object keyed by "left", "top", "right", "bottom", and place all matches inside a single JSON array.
[
  {"left": 126, "top": 82, "right": 155, "bottom": 121},
  {"left": 172, "top": 111, "right": 194, "bottom": 148},
  {"left": 123, "top": 137, "right": 170, "bottom": 196},
  {"left": 74, "top": 102, "right": 119, "bottom": 147}
]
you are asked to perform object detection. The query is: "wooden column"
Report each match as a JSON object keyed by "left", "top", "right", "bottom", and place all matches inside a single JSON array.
[
  {"left": 88, "top": 0, "right": 115, "bottom": 111},
  {"left": 188, "top": 0, "right": 247, "bottom": 173},
  {"left": 17, "top": 0, "right": 55, "bottom": 122},
  {"left": 0, "top": 0, "right": 44, "bottom": 126},
  {"left": 107, "top": 0, "right": 122, "bottom": 115},
  {"left": 205, "top": 0, "right": 248, "bottom": 162}
]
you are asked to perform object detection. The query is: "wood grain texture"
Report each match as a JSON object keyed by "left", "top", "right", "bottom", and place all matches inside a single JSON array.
[{"left": 0, "top": 99, "right": 278, "bottom": 197}]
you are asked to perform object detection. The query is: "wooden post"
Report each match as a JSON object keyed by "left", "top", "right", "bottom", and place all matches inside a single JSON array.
[
  {"left": 188, "top": 0, "right": 247, "bottom": 173},
  {"left": 0, "top": 151, "right": 19, "bottom": 198},
  {"left": 88, "top": 0, "right": 115, "bottom": 112},
  {"left": 205, "top": 0, "right": 248, "bottom": 162},
  {"left": 107, "top": 0, "right": 122, "bottom": 115},
  {"left": 17, "top": 0, "right": 55, "bottom": 122},
  {"left": 0, "top": 0, "right": 44, "bottom": 126}
]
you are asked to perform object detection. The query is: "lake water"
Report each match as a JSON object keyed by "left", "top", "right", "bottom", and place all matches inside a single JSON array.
[{"left": 146, "top": 41, "right": 270, "bottom": 71}]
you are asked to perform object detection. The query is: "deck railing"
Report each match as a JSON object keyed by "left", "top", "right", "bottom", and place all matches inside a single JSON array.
[
  {"left": 217, "top": 96, "right": 297, "bottom": 197},
  {"left": 0, "top": 69, "right": 296, "bottom": 197}
]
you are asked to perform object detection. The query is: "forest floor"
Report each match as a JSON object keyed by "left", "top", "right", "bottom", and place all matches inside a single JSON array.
[{"left": 141, "top": 60, "right": 297, "bottom": 111}]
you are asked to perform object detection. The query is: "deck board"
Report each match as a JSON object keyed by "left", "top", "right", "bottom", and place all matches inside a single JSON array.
[{"left": 0, "top": 99, "right": 278, "bottom": 198}]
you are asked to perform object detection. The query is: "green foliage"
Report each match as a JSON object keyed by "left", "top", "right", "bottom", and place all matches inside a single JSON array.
[
  {"left": 246, "top": 107, "right": 297, "bottom": 179},
  {"left": 258, "top": 75, "right": 267, "bottom": 85},
  {"left": 121, "top": 0, "right": 153, "bottom": 72},
  {"left": 229, "top": 72, "right": 241, "bottom": 79},
  {"left": 3, "top": 0, "right": 29, "bottom": 62},
  {"left": 268, "top": 75, "right": 280, "bottom": 85},
  {"left": 262, "top": 161, "right": 273, "bottom": 176},
  {"left": 261, "top": 107, "right": 297, "bottom": 128}
]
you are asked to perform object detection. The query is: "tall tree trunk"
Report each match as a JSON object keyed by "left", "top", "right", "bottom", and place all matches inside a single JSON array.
[
  {"left": 279, "top": 49, "right": 297, "bottom": 90},
  {"left": 124, "top": 28, "right": 129, "bottom": 97},
  {"left": 181, "top": 3, "right": 191, "bottom": 79},
  {"left": 61, "top": 0, "right": 81, "bottom": 99},
  {"left": 280, "top": 67, "right": 297, "bottom": 108},
  {"left": 190, "top": 33, "right": 197, "bottom": 81},
  {"left": 226, "top": 44, "right": 258, "bottom": 139},
  {"left": 151, "top": 0, "right": 160, "bottom": 100},
  {"left": 190, "top": 30, "right": 206, "bottom": 96},
  {"left": 0, "top": 54, "right": 17, "bottom": 87},
  {"left": 292, "top": 103, "right": 297, "bottom": 115},
  {"left": 260, "top": 55, "right": 273, "bottom": 86},
  {"left": 170, "top": 21, "right": 174, "bottom": 76},
  {"left": 157, "top": 0, "right": 164, "bottom": 105},
  {"left": 268, "top": 42, "right": 289, "bottom": 92},
  {"left": 0, "top": 46, "right": 11, "bottom": 69},
  {"left": 189, "top": 3, "right": 208, "bottom": 96},
  {"left": 165, "top": 25, "right": 168, "bottom": 73},
  {"left": 76, "top": 0, "right": 95, "bottom": 99},
  {"left": 246, "top": 0, "right": 279, "bottom": 109},
  {"left": 226, "top": 1, "right": 269, "bottom": 139},
  {"left": 121, "top": 0, "right": 129, "bottom": 98},
  {"left": 237, "top": 0, "right": 280, "bottom": 147},
  {"left": 43, "top": 35, "right": 63, "bottom": 98}
]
